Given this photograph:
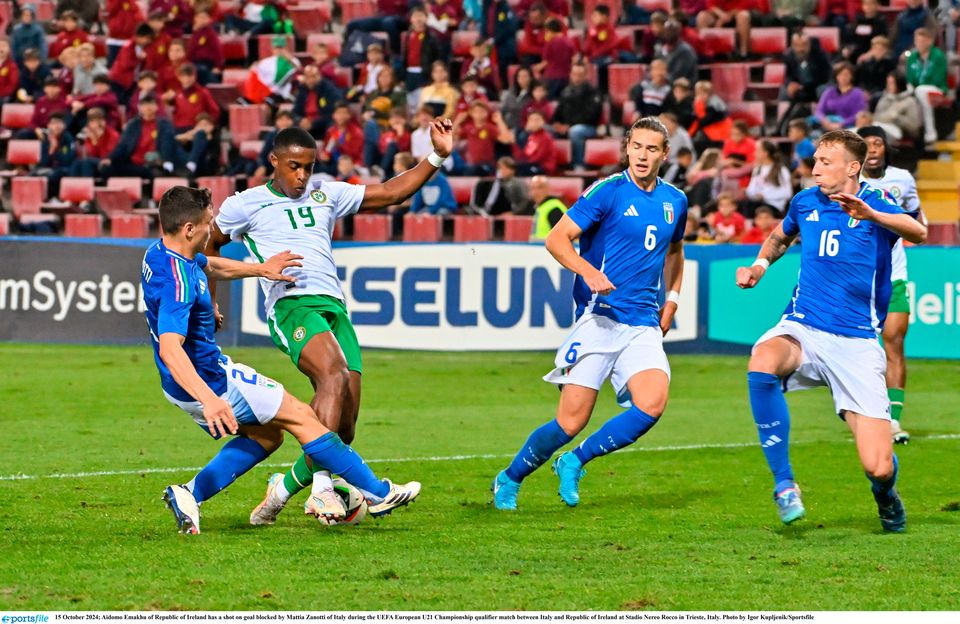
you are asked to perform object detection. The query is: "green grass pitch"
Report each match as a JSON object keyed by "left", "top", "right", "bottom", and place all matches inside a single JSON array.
[{"left": 0, "top": 344, "right": 958, "bottom": 610}]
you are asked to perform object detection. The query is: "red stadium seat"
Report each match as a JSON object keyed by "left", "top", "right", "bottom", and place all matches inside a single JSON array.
[
  {"left": 6, "top": 140, "right": 41, "bottom": 167},
  {"left": 221, "top": 35, "right": 248, "bottom": 63},
  {"left": 197, "top": 176, "right": 235, "bottom": 214},
  {"left": 152, "top": 177, "right": 189, "bottom": 203},
  {"left": 257, "top": 34, "right": 294, "bottom": 60},
  {"left": 402, "top": 213, "right": 442, "bottom": 242},
  {"left": 583, "top": 138, "right": 622, "bottom": 168},
  {"left": 749, "top": 27, "right": 787, "bottom": 57},
  {"left": 0, "top": 3, "right": 12, "bottom": 34},
  {"left": 35, "top": 0, "right": 54, "bottom": 21},
  {"left": 448, "top": 176, "right": 480, "bottom": 207},
  {"left": 107, "top": 177, "right": 143, "bottom": 202},
  {"left": 710, "top": 63, "right": 750, "bottom": 103},
  {"left": 635, "top": 0, "right": 672, "bottom": 11},
  {"left": 207, "top": 83, "right": 241, "bottom": 110},
  {"left": 94, "top": 188, "right": 134, "bottom": 217},
  {"left": 64, "top": 214, "right": 104, "bottom": 237},
  {"left": 306, "top": 33, "right": 342, "bottom": 58},
  {"left": 727, "top": 101, "right": 765, "bottom": 129},
  {"left": 500, "top": 215, "right": 534, "bottom": 242},
  {"left": 111, "top": 214, "right": 151, "bottom": 238},
  {"left": 0, "top": 212, "right": 9, "bottom": 236},
  {"left": 545, "top": 177, "right": 584, "bottom": 207},
  {"left": 229, "top": 105, "right": 263, "bottom": 146},
  {"left": 699, "top": 28, "right": 735, "bottom": 57},
  {"left": 333, "top": 66, "right": 353, "bottom": 90},
  {"left": 289, "top": 4, "right": 332, "bottom": 38},
  {"left": 1, "top": 104, "right": 35, "bottom": 130},
  {"left": 452, "top": 31, "right": 478, "bottom": 58},
  {"left": 340, "top": 0, "right": 378, "bottom": 23},
  {"left": 927, "top": 222, "right": 960, "bottom": 245},
  {"left": 240, "top": 140, "right": 264, "bottom": 160},
  {"left": 11, "top": 177, "right": 47, "bottom": 219},
  {"left": 621, "top": 100, "right": 638, "bottom": 126},
  {"left": 804, "top": 27, "right": 840, "bottom": 55},
  {"left": 607, "top": 64, "right": 644, "bottom": 109},
  {"left": 554, "top": 139, "right": 572, "bottom": 169},
  {"left": 353, "top": 214, "right": 392, "bottom": 242},
  {"left": 453, "top": 215, "right": 492, "bottom": 242},
  {"left": 220, "top": 68, "right": 248, "bottom": 87},
  {"left": 59, "top": 177, "right": 95, "bottom": 204}
]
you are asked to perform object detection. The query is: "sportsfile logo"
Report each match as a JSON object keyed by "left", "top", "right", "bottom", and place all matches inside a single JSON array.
[{"left": 1, "top": 615, "right": 50, "bottom": 623}]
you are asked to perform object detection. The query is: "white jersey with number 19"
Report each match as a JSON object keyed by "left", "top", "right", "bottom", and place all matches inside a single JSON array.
[{"left": 215, "top": 179, "right": 365, "bottom": 315}]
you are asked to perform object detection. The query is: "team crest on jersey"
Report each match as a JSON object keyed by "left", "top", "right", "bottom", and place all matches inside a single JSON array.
[
  {"left": 663, "top": 202, "right": 674, "bottom": 224},
  {"left": 310, "top": 190, "right": 327, "bottom": 203},
  {"left": 848, "top": 217, "right": 860, "bottom": 227},
  {"left": 293, "top": 326, "right": 306, "bottom": 341}
]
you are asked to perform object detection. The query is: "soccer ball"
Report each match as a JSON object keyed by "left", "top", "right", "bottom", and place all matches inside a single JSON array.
[{"left": 331, "top": 478, "right": 367, "bottom": 525}]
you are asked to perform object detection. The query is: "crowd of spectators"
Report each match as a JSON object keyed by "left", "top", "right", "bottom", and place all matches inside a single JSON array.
[{"left": 0, "top": 0, "right": 957, "bottom": 242}]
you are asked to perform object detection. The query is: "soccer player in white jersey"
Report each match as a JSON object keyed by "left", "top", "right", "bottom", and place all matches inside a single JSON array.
[
  {"left": 206, "top": 121, "right": 453, "bottom": 523},
  {"left": 491, "top": 117, "right": 687, "bottom": 510},
  {"left": 736, "top": 130, "right": 926, "bottom": 531},
  {"left": 857, "top": 126, "right": 923, "bottom": 444}
]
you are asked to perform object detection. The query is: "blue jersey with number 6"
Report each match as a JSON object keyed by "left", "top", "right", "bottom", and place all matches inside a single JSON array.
[
  {"left": 142, "top": 240, "right": 227, "bottom": 402},
  {"left": 780, "top": 183, "right": 903, "bottom": 338},
  {"left": 565, "top": 172, "right": 687, "bottom": 327}
]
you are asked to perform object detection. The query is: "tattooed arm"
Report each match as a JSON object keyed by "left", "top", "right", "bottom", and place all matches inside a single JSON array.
[{"left": 735, "top": 223, "right": 797, "bottom": 289}]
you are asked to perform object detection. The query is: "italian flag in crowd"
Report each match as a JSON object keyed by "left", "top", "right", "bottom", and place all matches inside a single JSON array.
[{"left": 242, "top": 55, "right": 298, "bottom": 103}]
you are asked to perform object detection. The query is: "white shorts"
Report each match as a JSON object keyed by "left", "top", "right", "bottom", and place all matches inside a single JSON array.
[
  {"left": 164, "top": 358, "right": 285, "bottom": 438},
  {"left": 543, "top": 313, "right": 670, "bottom": 407},
  {"left": 754, "top": 319, "right": 890, "bottom": 420}
]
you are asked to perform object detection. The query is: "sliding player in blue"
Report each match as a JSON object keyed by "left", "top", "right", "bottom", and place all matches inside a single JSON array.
[
  {"left": 491, "top": 117, "right": 687, "bottom": 510},
  {"left": 143, "top": 185, "right": 420, "bottom": 534},
  {"left": 735, "top": 130, "right": 926, "bottom": 531}
]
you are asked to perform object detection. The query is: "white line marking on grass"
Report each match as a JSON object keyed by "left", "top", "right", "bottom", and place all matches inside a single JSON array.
[{"left": 2, "top": 434, "right": 959, "bottom": 482}]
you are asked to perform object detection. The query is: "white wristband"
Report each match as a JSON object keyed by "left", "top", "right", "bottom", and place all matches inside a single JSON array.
[
  {"left": 666, "top": 290, "right": 680, "bottom": 305},
  {"left": 426, "top": 151, "right": 447, "bottom": 168},
  {"left": 752, "top": 258, "right": 770, "bottom": 270}
]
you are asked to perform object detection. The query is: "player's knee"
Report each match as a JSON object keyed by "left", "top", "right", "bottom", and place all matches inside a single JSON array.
[
  {"left": 632, "top": 396, "right": 666, "bottom": 419},
  {"left": 865, "top": 460, "right": 894, "bottom": 482}
]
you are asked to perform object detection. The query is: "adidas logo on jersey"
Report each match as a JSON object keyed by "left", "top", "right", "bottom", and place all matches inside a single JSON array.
[
  {"left": 623, "top": 205, "right": 639, "bottom": 217},
  {"left": 805, "top": 210, "right": 819, "bottom": 222}
]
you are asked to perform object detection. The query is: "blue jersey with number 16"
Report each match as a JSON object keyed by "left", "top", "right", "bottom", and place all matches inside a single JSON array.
[{"left": 565, "top": 172, "right": 687, "bottom": 327}]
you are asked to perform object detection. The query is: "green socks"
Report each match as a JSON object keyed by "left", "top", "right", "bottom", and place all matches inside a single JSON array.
[{"left": 888, "top": 387, "right": 905, "bottom": 422}]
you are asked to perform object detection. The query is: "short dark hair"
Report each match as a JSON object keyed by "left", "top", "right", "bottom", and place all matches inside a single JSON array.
[
  {"left": 593, "top": 5, "right": 610, "bottom": 18},
  {"left": 816, "top": 129, "right": 867, "bottom": 165},
  {"left": 176, "top": 62, "right": 197, "bottom": 76},
  {"left": 273, "top": 127, "right": 318, "bottom": 154},
  {"left": 275, "top": 110, "right": 294, "bottom": 122},
  {"left": 159, "top": 186, "right": 212, "bottom": 234},
  {"left": 545, "top": 18, "right": 563, "bottom": 33},
  {"left": 135, "top": 24, "right": 155, "bottom": 38},
  {"left": 787, "top": 119, "right": 809, "bottom": 135},
  {"left": 754, "top": 205, "right": 776, "bottom": 219},
  {"left": 93, "top": 74, "right": 110, "bottom": 85},
  {"left": 676, "top": 147, "right": 693, "bottom": 158}
]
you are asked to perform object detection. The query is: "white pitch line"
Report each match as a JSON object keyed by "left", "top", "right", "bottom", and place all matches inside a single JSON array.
[{"left": 1, "top": 434, "right": 958, "bottom": 482}]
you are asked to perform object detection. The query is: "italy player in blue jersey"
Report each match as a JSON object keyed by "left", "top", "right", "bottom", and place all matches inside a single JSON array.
[
  {"left": 143, "top": 185, "right": 421, "bottom": 533},
  {"left": 491, "top": 117, "right": 687, "bottom": 510},
  {"left": 735, "top": 130, "right": 926, "bottom": 531}
]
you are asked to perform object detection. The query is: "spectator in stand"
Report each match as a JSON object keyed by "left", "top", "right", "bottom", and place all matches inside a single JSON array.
[
  {"left": 499, "top": 66, "right": 534, "bottom": 131},
  {"left": 743, "top": 140, "right": 792, "bottom": 217},
  {"left": 740, "top": 205, "right": 780, "bottom": 244},
  {"left": 688, "top": 80, "right": 731, "bottom": 154},
  {"left": 454, "top": 75, "right": 490, "bottom": 117},
  {"left": 344, "top": 0, "right": 410, "bottom": 56},
  {"left": 73, "top": 43, "right": 106, "bottom": 96},
  {"left": 70, "top": 108, "right": 119, "bottom": 181},
  {"left": 106, "top": 0, "right": 145, "bottom": 67},
  {"left": 188, "top": 8, "right": 225, "bottom": 85},
  {"left": 551, "top": 63, "right": 602, "bottom": 173},
  {"left": 348, "top": 43, "right": 389, "bottom": 102},
  {"left": 241, "top": 36, "right": 301, "bottom": 104},
  {"left": 710, "top": 192, "right": 746, "bottom": 243},
  {"left": 410, "top": 165, "right": 458, "bottom": 215},
  {"left": 240, "top": 110, "right": 295, "bottom": 184},
  {"left": 103, "top": 94, "right": 171, "bottom": 178},
  {"left": 583, "top": 5, "right": 635, "bottom": 71},
  {"left": 905, "top": 27, "right": 947, "bottom": 146},
  {"left": 480, "top": 0, "right": 520, "bottom": 87},
  {"left": 171, "top": 112, "right": 216, "bottom": 176},
  {"left": 794, "top": 155, "right": 815, "bottom": 188},
  {"left": 473, "top": 156, "right": 532, "bottom": 216},
  {"left": 814, "top": 61, "right": 868, "bottom": 132},
  {"left": 454, "top": 99, "right": 504, "bottom": 176},
  {"left": 637, "top": 11, "right": 667, "bottom": 62},
  {"left": 537, "top": 17, "right": 576, "bottom": 99},
  {"left": 659, "top": 20, "right": 697, "bottom": 85},
  {"left": 361, "top": 65, "right": 407, "bottom": 133},
  {"left": 0, "top": 40, "right": 19, "bottom": 104},
  {"left": 49, "top": 11, "right": 90, "bottom": 59},
  {"left": 720, "top": 119, "right": 756, "bottom": 189},
  {"left": 660, "top": 112, "right": 695, "bottom": 164},
  {"left": 172, "top": 63, "right": 220, "bottom": 133},
  {"left": 520, "top": 81, "right": 552, "bottom": 130},
  {"left": 695, "top": 0, "right": 764, "bottom": 59},
  {"left": 893, "top": 0, "right": 936, "bottom": 57},
  {"left": 71, "top": 74, "right": 121, "bottom": 133},
  {"left": 55, "top": 47, "right": 78, "bottom": 98},
  {"left": 16, "top": 49, "right": 50, "bottom": 103},
  {"left": 371, "top": 107, "right": 412, "bottom": 178},
  {"left": 936, "top": 0, "right": 960, "bottom": 59},
  {"left": 224, "top": 0, "right": 285, "bottom": 37},
  {"left": 661, "top": 146, "right": 693, "bottom": 188},
  {"left": 514, "top": 0, "right": 568, "bottom": 20},
  {"left": 685, "top": 147, "right": 723, "bottom": 217},
  {"left": 845, "top": 0, "right": 887, "bottom": 62},
  {"left": 410, "top": 106, "right": 436, "bottom": 160},
  {"left": 427, "top": 0, "right": 462, "bottom": 55},
  {"left": 419, "top": 61, "right": 460, "bottom": 119},
  {"left": 401, "top": 4, "right": 443, "bottom": 92},
  {"left": 129, "top": 70, "right": 169, "bottom": 120},
  {"left": 157, "top": 39, "right": 187, "bottom": 101},
  {"left": 873, "top": 73, "right": 922, "bottom": 142},
  {"left": 145, "top": 11, "right": 174, "bottom": 72},
  {"left": 528, "top": 174, "right": 567, "bottom": 241},
  {"left": 18, "top": 77, "right": 70, "bottom": 138},
  {"left": 518, "top": 2, "right": 560, "bottom": 65},
  {"left": 498, "top": 108, "right": 557, "bottom": 175},
  {"left": 629, "top": 58, "right": 671, "bottom": 119},
  {"left": 109, "top": 25, "right": 154, "bottom": 97},
  {"left": 462, "top": 39, "right": 499, "bottom": 95},
  {"left": 35, "top": 113, "right": 76, "bottom": 198},
  {"left": 308, "top": 42, "right": 338, "bottom": 83},
  {"left": 661, "top": 77, "right": 695, "bottom": 130},
  {"left": 768, "top": 0, "right": 819, "bottom": 32},
  {"left": 777, "top": 31, "right": 832, "bottom": 133},
  {"left": 818, "top": 0, "right": 859, "bottom": 30},
  {"left": 12, "top": 6, "right": 47, "bottom": 66},
  {"left": 786, "top": 119, "right": 816, "bottom": 168},
  {"left": 293, "top": 63, "right": 341, "bottom": 140},
  {"left": 150, "top": 0, "right": 193, "bottom": 39},
  {"left": 56, "top": 0, "right": 101, "bottom": 26},
  {"left": 855, "top": 35, "right": 896, "bottom": 98},
  {"left": 318, "top": 102, "right": 365, "bottom": 175},
  {"left": 335, "top": 155, "right": 363, "bottom": 185}
]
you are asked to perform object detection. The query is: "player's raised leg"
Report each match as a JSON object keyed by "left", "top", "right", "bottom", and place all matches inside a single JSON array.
[
  {"left": 554, "top": 368, "right": 668, "bottom": 507},
  {"left": 882, "top": 309, "right": 910, "bottom": 444},
  {"left": 845, "top": 411, "right": 905, "bottom": 532},
  {"left": 747, "top": 335, "right": 805, "bottom": 524}
]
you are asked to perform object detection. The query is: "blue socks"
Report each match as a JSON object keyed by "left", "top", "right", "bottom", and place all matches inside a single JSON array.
[
  {"left": 868, "top": 453, "right": 899, "bottom": 497},
  {"left": 188, "top": 436, "right": 269, "bottom": 504},
  {"left": 505, "top": 419, "right": 573, "bottom": 483},
  {"left": 573, "top": 405, "right": 659, "bottom": 465},
  {"left": 302, "top": 433, "right": 389, "bottom": 499},
  {"left": 748, "top": 371, "right": 794, "bottom": 489}
]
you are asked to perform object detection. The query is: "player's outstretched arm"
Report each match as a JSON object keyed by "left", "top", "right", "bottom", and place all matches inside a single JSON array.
[
  {"left": 545, "top": 215, "right": 615, "bottom": 295},
  {"left": 158, "top": 332, "right": 238, "bottom": 438},
  {"left": 736, "top": 223, "right": 797, "bottom": 289},
  {"left": 659, "top": 241, "right": 684, "bottom": 335},
  {"left": 830, "top": 192, "right": 927, "bottom": 244},
  {"left": 205, "top": 251, "right": 303, "bottom": 282},
  {"left": 203, "top": 223, "right": 233, "bottom": 329},
  {"left": 359, "top": 118, "right": 454, "bottom": 211}
]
